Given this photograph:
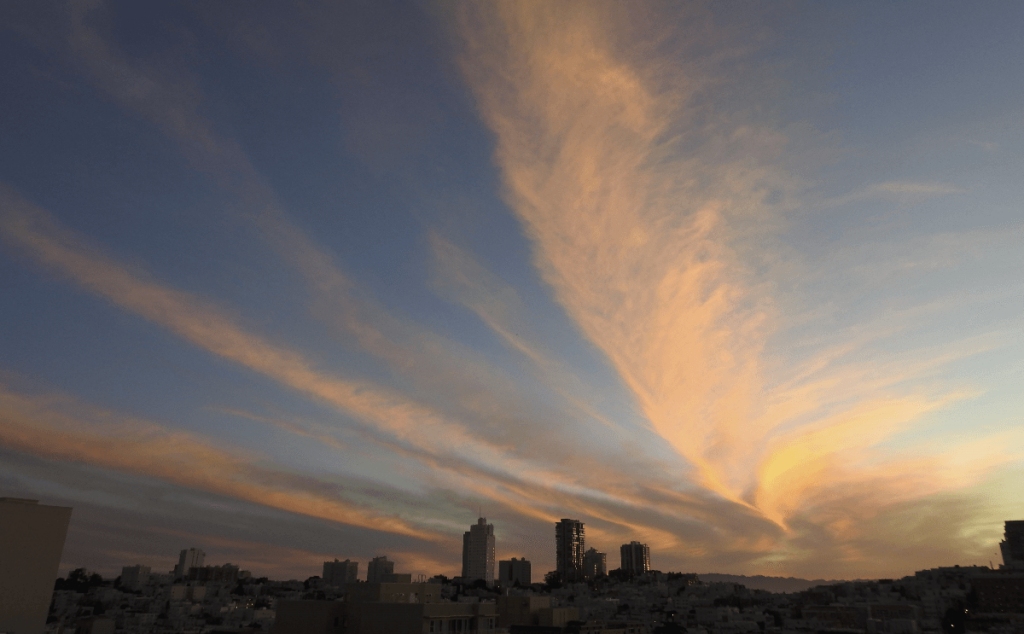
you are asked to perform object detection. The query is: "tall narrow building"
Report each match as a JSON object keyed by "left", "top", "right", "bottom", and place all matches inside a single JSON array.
[
  {"left": 462, "top": 517, "right": 496, "bottom": 583},
  {"left": 367, "top": 555, "right": 395, "bottom": 583},
  {"left": 175, "top": 547, "right": 206, "bottom": 579},
  {"left": 0, "top": 498, "right": 73, "bottom": 634},
  {"left": 555, "top": 519, "right": 585, "bottom": 583},
  {"left": 498, "top": 557, "right": 532, "bottom": 586},
  {"left": 323, "top": 559, "right": 359, "bottom": 585},
  {"left": 620, "top": 541, "right": 650, "bottom": 576},
  {"left": 1000, "top": 520, "right": 1024, "bottom": 569},
  {"left": 584, "top": 548, "right": 607, "bottom": 579}
]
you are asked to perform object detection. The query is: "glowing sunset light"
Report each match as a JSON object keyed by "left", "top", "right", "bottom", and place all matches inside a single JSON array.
[{"left": 0, "top": 1, "right": 1021, "bottom": 581}]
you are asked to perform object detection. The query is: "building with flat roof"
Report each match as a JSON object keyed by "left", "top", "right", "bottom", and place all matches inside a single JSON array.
[
  {"left": 0, "top": 498, "right": 73, "bottom": 634},
  {"left": 584, "top": 547, "right": 607, "bottom": 579},
  {"left": 324, "top": 559, "right": 360, "bottom": 586},
  {"left": 462, "top": 517, "right": 496, "bottom": 584},
  {"left": 555, "top": 519, "right": 585, "bottom": 583},
  {"left": 272, "top": 582, "right": 497, "bottom": 633},
  {"left": 174, "top": 547, "right": 205, "bottom": 579},
  {"left": 1000, "top": 520, "right": 1024, "bottom": 569},
  {"left": 366, "top": 555, "right": 395, "bottom": 583},
  {"left": 620, "top": 541, "right": 650, "bottom": 576},
  {"left": 498, "top": 557, "right": 532, "bottom": 586}
]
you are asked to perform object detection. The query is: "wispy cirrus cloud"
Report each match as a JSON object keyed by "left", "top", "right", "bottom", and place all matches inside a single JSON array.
[
  {"left": 823, "top": 180, "right": 966, "bottom": 208},
  {"left": 453, "top": 0, "right": 1021, "bottom": 561},
  {"left": 60, "top": 0, "right": 624, "bottom": 468},
  {"left": 0, "top": 184, "right": 739, "bottom": 567},
  {"left": 456, "top": 1, "right": 779, "bottom": 502},
  {"left": 0, "top": 379, "right": 432, "bottom": 540},
  {"left": 2, "top": 0, "right": 1019, "bottom": 581},
  {"left": 0, "top": 184, "right": 519, "bottom": 477}
]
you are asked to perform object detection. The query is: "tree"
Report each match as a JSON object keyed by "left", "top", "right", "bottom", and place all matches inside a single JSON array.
[{"left": 544, "top": 570, "right": 562, "bottom": 590}]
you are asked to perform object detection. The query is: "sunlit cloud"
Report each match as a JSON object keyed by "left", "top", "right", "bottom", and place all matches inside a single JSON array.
[
  {"left": 0, "top": 380, "right": 433, "bottom": 540},
  {"left": 454, "top": 0, "right": 1020, "bottom": 553},
  {"left": 1, "top": 0, "right": 1020, "bottom": 581},
  {"left": 0, "top": 185, "right": 521, "bottom": 477}
]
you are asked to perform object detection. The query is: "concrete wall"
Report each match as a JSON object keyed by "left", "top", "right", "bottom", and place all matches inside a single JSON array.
[{"left": 0, "top": 498, "right": 72, "bottom": 634}]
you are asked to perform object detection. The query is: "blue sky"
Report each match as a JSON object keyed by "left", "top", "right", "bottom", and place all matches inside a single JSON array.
[{"left": 1, "top": 1, "right": 1021, "bottom": 581}]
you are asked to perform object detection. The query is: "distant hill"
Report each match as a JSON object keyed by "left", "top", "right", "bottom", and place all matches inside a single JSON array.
[{"left": 697, "top": 573, "right": 851, "bottom": 593}]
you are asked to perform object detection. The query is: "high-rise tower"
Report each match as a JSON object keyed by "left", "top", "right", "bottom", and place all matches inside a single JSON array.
[
  {"left": 555, "top": 519, "right": 585, "bottom": 583},
  {"left": 498, "top": 557, "right": 532, "bottom": 586},
  {"left": 1000, "top": 520, "right": 1024, "bottom": 569},
  {"left": 323, "top": 559, "right": 359, "bottom": 585},
  {"left": 462, "top": 517, "right": 496, "bottom": 583},
  {"left": 367, "top": 555, "right": 395, "bottom": 583},
  {"left": 620, "top": 541, "right": 650, "bottom": 576},
  {"left": 584, "top": 547, "right": 607, "bottom": 579},
  {"left": 175, "top": 547, "right": 206, "bottom": 580}
]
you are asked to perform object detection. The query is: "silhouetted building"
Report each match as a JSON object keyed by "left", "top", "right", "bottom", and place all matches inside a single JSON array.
[
  {"left": 620, "top": 541, "right": 650, "bottom": 576},
  {"left": 323, "top": 559, "right": 359, "bottom": 586},
  {"left": 1000, "top": 520, "right": 1024, "bottom": 569},
  {"left": 120, "top": 564, "right": 151, "bottom": 591},
  {"left": 972, "top": 571, "right": 1024, "bottom": 613},
  {"left": 366, "top": 555, "right": 394, "bottom": 583},
  {"left": 187, "top": 563, "right": 239, "bottom": 583},
  {"left": 462, "top": 517, "right": 496, "bottom": 583},
  {"left": 555, "top": 519, "right": 585, "bottom": 583},
  {"left": 273, "top": 582, "right": 497, "bottom": 633},
  {"left": 0, "top": 498, "right": 73, "bottom": 634},
  {"left": 174, "top": 547, "right": 205, "bottom": 579},
  {"left": 496, "top": 596, "right": 579, "bottom": 630},
  {"left": 584, "top": 547, "right": 607, "bottom": 579},
  {"left": 498, "top": 557, "right": 532, "bottom": 586}
]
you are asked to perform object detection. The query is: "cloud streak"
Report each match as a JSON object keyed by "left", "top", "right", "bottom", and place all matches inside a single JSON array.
[
  {"left": 454, "top": 0, "right": 1021, "bottom": 546},
  {"left": 0, "top": 380, "right": 432, "bottom": 540}
]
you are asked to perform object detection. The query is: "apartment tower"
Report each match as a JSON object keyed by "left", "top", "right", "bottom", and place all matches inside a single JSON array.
[
  {"left": 584, "top": 547, "right": 607, "bottom": 579},
  {"left": 175, "top": 547, "right": 206, "bottom": 580},
  {"left": 1001, "top": 520, "right": 1024, "bottom": 569},
  {"left": 367, "top": 555, "right": 395, "bottom": 583},
  {"left": 555, "top": 519, "right": 585, "bottom": 583},
  {"left": 323, "top": 559, "right": 359, "bottom": 585},
  {"left": 462, "top": 517, "right": 496, "bottom": 583},
  {"left": 498, "top": 557, "right": 532, "bottom": 586},
  {"left": 620, "top": 541, "right": 650, "bottom": 576}
]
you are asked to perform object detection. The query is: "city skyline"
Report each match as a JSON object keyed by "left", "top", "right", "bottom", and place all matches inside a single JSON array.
[
  {"left": 1, "top": 1, "right": 1023, "bottom": 582},
  {"left": 20, "top": 506, "right": 1024, "bottom": 588}
]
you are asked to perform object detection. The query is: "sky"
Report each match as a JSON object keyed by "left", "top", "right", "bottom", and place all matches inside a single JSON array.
[{"left": 1, "top": 0, "right": 1022, "bottom": 582}]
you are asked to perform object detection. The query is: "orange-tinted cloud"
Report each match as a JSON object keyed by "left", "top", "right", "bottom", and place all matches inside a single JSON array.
[
  {"left": 453, "top": 0, "right": 1021, "bottom": 557},
  {"left": 0, "top": 381, "right": 433, "bottom": 540}
]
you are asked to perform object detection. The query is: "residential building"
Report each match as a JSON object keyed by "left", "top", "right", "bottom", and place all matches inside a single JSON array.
[
  {"left": 496, "top": 596, "right": 578, "bottom": 630},
  {"left": 187, "top": 563, "right": 240, "bottom": 583},
  {"left": 999, "top": 520, "right": 1024, "bottom": 568},
  {"left": 498, "top": 557, "right": 532, "bottom": 586},
  {"left": 620, "top": 541, "right": 650, "bottom": 576},
  {"left": 0, "top": 498, "right": 73, "bottom": 634},
  {"left": 324, "top": 558, "right": 360, "bottom": 586},
  {"left": 584, "top": 547, "right": 607, "bottom": 579},
  {"left": 555, "top": 518, "right": 585, "bottom": 583},
  {"left": 174, "top": 547, "right": 205, "bottom": 579},
  {"left": 462, "top": 517, "right": 496, "bottom": 584},
  {"left": 273, "top": 582, "right": 497, "bottom": 633},
  {"left": 120, "top": 564, "right": 151, "bottom": 591},
  {"left": 366, "top": 555, "right": 394, "bottom": 583},
  {"left": 971, "top": 571, "right": 1024, "bottom": 613}
]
